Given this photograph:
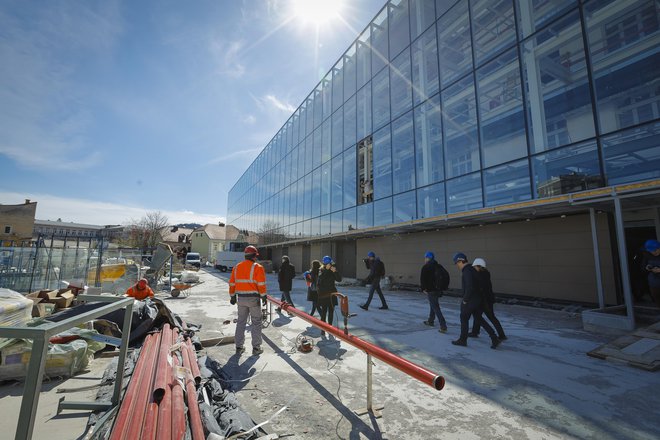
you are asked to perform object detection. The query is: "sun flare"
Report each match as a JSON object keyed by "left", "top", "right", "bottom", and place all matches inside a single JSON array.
[{"left": 291, "top": 0, "right": 345, "bottom": 26}]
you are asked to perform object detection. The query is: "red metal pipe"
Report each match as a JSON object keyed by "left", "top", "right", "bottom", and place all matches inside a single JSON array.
[
  {"left": 268, "top": 295, "right": 445, "bottom": 391},
  {"left": 171, "top": 329, "right": 187, "bottom": 440},
  {"left": 109, "top": 332, "right": 159, "bottom": 439},
  {"left": 142, "top": 328, "right": 169, "bottom": 440},
  {"left": 183, "top": 341, "right": 201, "bottom": 385},
  {"left": 181, "top": 342, "right": 205, "bottom": 440},
  {"left": 152, "top": 323, "right": 172, "bottom": 403},
  {"left": 156, "top": 327, "right": 174, "bottom": 439}
]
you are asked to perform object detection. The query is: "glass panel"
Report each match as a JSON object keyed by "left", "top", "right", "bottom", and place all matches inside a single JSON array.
[
  {"left": 436, "top": 0, "right": 457, "bottom": 18},
  {"left": 372, "top": 8, "right": 389, "bottom": 74},
  {"left": 344, "top": 44, "right": 357, "bottom": 101},
  {"left": 417, "top": 182, "right": 446, "bottom": 218},
  {"left": 292, "top": 112, "right": 299, "bottom": 148},
  {"left": 312, "top": 216, "right": 321, "bottom": 236},
  {"left": 372, "top": 67, "right": 391, "bottom": 130},
  {"left": 343, "top": 207, "right": 357, "bottom": 231},
  {"left": 471, "top": 0, "right": 516, "bottom": 66},
  {"left": 322, "top": 118, "right": 332, "bottom": 163},
  {"left": 357, "top": 28, "right": 372, "bottom": 89},
  {"left": 305, "top": 136, "right": 313, "bottom": 175},
  {"left": 314, "top": 88, "right": 323, "bottom": 128},
  {"left": 332, "top": 59, "right": 344, "bottom": 113},
  {"left": 484, "top": 159, "right": 531, "bottom": 206},
  {"left": 343, "top": 145, "right": 357, "bottom": 208},
  {"left": 344, "top": 95, "right": 357, "bottom": 150},
  {"left": 393, "top": 191, "right": 417, "bottom": 222},
  {"left": 602, "top": 121, "right": 660, "bottom": 185},
  {"left": 446, "top": 172, "right": 483, "bottom": 213},
  {"left": 331, "top": 155, "right": 343, "bottom": 212},
  {"left": 410, "top": 0, "right": 436, "bottom": 40},
  {"left": 331, "top": 211, "right": 343, "bottom": 234},
  {"left": 390, "top": 47, "right": 413, "bottom": 119},
  {"left": 391, "top": 111, "right": 416, "bottom": 194},
  {"left": 322, "top": 75, "right": 333, "bottom": 121},
  {"left": 532, "top": 141, "right": 603, "bottom": 198},
  {"left": 443, "top": 74, "right": 480, "bottom": 178},
  {"left": 290, "top": 147, "right": 298, "bottom": 183},
  {"left": 585, "top": 0, "right": 660, "bottom": 134},
  {"left": 389, "top": 0, "right": 411, "bottom": 59},
  {"left": 357, "top": 84, "right": 373, "bottom": 141},
  {"left": 332, "top": 110, "right": 343, "bottom": 158},
  {"left": 414, "top": 94, "right": 444, "bottom": 186},
  {"left": 320, "top": 214, "right": 331, "bottom": 235},
  {"left": 521, "top": 10, "right": 595, "bottom": 153},
  {"left": 296, "top": 178, "right": 304, "bottom": 223},
  {"left": 412, "top": 24, "right": 440, "bottom": 106},
  {"left": 312, "top": 168, "right": 321, "bottom": 217},
  {"left": 373, "top": 124, "right": 393, "bottom": 199},
  {"left": 477, "top": 48, "right": 527, "bottom": 167},
  {"left": 306, "top": 96, "right": 314, "bottom": 137},
  {"left": 297, "top": 142, "right": 305, "bottom": 179},
  {"left": 321, "top": 162, "right": 331, "bottom": 215},
  {"left": 374, "top": 197, "right": 393, "bottom": 226},
  {"left": 313, "top": 127, "right": 322, "bottom": 170},
  {"left": 303, "top": 173, "right": 312, "bottom": 219},
  {"left": 515, "top": 0, "right": 577, "bottom": 39},
  {"left": 358, "top": 203, "right": 374, "bottom": 228},
  {"left": 437, "top": 1, "right": 473, "bottom": 87}
]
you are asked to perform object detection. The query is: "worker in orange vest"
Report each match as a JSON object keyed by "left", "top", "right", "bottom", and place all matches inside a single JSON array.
[
  {"left": 125, "top": 278, "right": 154, "bottom": 300},
  {"left": 229, "top": 245, "right": 267, "bottom": 355}
]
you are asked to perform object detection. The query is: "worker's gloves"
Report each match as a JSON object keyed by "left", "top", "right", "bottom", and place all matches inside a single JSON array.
[
  {"left": 261, "top": 297, "right": 267, "bottom": 306},
  {"left": 230, "top": 296, "right": 237, "bottom": 305}
]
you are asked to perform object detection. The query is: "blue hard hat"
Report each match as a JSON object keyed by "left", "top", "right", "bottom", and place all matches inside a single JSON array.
[
  {"left": 452, "top": 252, "right": 468, "bottom": 264},
  {"left": 424, "top": 251, "right": 434, "bottom": 260},
  {"left": 367, "top": 251, "right": 376, "bottom": 257},
  {"left": 645, "top": 239, "right": 660, "bottom": 252},
  {"left": 322, "top": 256, "right": 333, "bottom": 265}
]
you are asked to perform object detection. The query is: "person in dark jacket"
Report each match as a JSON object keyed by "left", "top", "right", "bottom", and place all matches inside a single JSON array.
[
  {"left": 277, "top": 256, "right": 295, "bottom": 314},
  {"left": 304, "top": 260, "right": 321, "bottom": 317},
  {"left": 469, "top": 258, "right": 506, "bottom": 340},
  {"left": 451, "top": 252, "right": 500, "bottom": 349},
  {"left": 420, "top": 251, "right": 448, "bottom": 333},
  {"left": 359, "top": 251, "right": 388, "bottom": 311},
  {"left": 643, "top": 239, "right": 660, "bottom": 308},
  {"left": 317, "top": 255, "right": 342, "bottom": 330}
]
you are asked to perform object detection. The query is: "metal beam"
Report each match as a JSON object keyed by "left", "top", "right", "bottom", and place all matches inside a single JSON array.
[
  {"left": 613, "top": 197, "right": 635, "bottom": 330},
  {"left": 590, "top": 208, "right": 605, "bottom": 308}
]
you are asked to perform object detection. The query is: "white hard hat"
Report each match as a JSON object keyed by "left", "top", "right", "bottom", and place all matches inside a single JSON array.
[{"left": 473, "top": 258, "right": 486, "bottom": 268}]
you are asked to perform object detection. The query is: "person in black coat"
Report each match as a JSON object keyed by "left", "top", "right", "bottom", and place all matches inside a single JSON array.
[
  {"left": 277, "top": 256, "right": 295, "bottom": 314},
  {"left": 305, "top": 260, "right": 321, "bottom": 317},
  {"left": 451, "top": 252, "right": 500, "bottom": 349},
  {"left": 317, "top": 255, "right": 342, "bottom": 330},
  {"left": 469, "top": 258, "right": 506, "bottom": 340},
  {"left": 359, "top": 251, "right": 388, "bottom": 311},
  {"left": 420, "top": 251, "right": 448, "bottom": 332}
]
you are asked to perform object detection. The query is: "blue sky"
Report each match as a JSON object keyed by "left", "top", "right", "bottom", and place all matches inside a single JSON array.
[{"left": 0, "top": 0, "right": 384, "bottom": 225}]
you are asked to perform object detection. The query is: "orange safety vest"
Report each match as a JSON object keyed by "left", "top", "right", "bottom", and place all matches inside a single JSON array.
[
  {"left": 229, "top": 260, "right": 267, "bottom": 298},
  {"left": 126, "top": 285, "right": 154, "bottom": 300}
]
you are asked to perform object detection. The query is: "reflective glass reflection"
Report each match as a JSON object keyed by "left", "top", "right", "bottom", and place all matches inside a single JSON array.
[
  {"left": 374, "top": 197, "right": 393, "bottom": 226},
  {"left": 392, "top": 111, "right": 416, "bottom": 194},
  {"left": 602, "top": 121, "right": 660, "bottom": 185},
  {"left": 443, "top": 75, "right": 480, "bottom": 178},
  {"left": 471, "top": 0, "right": 516, "bottom": 66},
  {"left": 410, "top": 0, "right": 436, "bottom": 40},
  {"left": 344, "top": 44, "right": 357, "bottom": 101},
  {"left": 331, "top": 211, "right": 343, "bottom": 234},
  {"left": 446, "top": 172, "right": 483, "bottom": 213},
  {"left": 437, "top": 1, "right": 473, "bottom": 87},
  {"left": 372, "top": 8, "right": 389, "bottom": 74},
  {"left": 320, "top": 162, "right": 331, "bottom": 215},
  {"left": 357, "top": 29, "right": 372, "bottom": 89},
  {"left": 532, "top": 140, "right": 603, "bottom": 198},
  {"left": 417, "top": 182, "right": 445, "bottom": 218},
  {"left": 585, "top": 0, "right": 660, "bottom": 134},
  {"left": 331, "top": 155, "right": 343, "bottom": 211},
  {"left": 515, "top": 0, "right": 577, "bottom": 39},
  {"left": 412, "top": 24, "right": 440, "bottom": 106},
  {"left": 483, "top": 159, "right": 531, "bottom": 206},
  {"left": 373, "top": 67, "right": 391, "bottom": 130},
  {"left": 343, "top": 207, "right": 357, "bottom": 232},
  {"left": 358, "top": 203, "right": 374, "bottom": 229},
  {"left": 344, "top": 95, "right": 357, "bottom": 150},
  {"left": 389, "top": 0, "right": 411, "bottom": 59},
  {"left": 332, "top": 60, "right": 343, "bottom": 113},
  {"left": 332, "top": 110, "right": 343, "bottom": 158},
  {"left": 344, "top": 146, "right": 357, "bottom": 208},
  {"left": 521, "top": 10, "right": 595, "bottom": 153},
  {"left": 393, "top": 191, "right": 417, "bottom": 222},
  {"left": 357, "top": 84, "right": 372, "bottom": 141},
  {"left": 390, "top": 48, "right": 413, "bottom": 119},
  {"left": 373, "top": 124, "right": 393, "bottom": 199},
  {"left": 415, "top": 95, "right": 443, "bottom": 187}
]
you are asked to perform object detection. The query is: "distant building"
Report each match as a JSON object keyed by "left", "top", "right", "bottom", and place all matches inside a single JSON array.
[
  {"left": 190, "top": 224, "right": 256, "bottom": 262},
  {"left": 33, "top": 219, "right": 123, "bottom": 240},
  {"left": 160, "top": 226, "right": 193, "bottom": 253},
  {"left": 0, "top": 199, "right": 37, "bottom": 246}
]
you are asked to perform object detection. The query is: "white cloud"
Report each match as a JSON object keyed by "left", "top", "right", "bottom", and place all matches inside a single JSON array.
[
  {"left": 243, "top": 114, "right": 257, "bottom": 125},
  {"left": 0, "top": 191, "right": 224, "bottom": 226},
  {"left": 263, "top": 94, "right": 296, "bottom": 113},
  {"left": 211, "top": 38, "right": 246, "bottom": 78},
  {"left": 207, "top": 147, "right": 262, "bottom": 165}
]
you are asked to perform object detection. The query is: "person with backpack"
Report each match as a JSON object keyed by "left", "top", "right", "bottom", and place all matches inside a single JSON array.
[
  {"left": 359, "top": 251, "right": 388, "bottom": 311},
  {"left": 420, "top": 251, "right": 449, "bottom": 333},
  {"left": 304, "top": 259, "right": 321, "bottom": 317},
  {"left": 469, "top": 258, "right": 506, "bottom": 340},
  {"left": 277, "top": 255, "right": 296, "bottom": 315}
]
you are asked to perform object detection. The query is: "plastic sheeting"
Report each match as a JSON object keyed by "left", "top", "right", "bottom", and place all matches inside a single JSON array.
[{"left": 0, "top": 288, "right": 32, "bottom": 327}]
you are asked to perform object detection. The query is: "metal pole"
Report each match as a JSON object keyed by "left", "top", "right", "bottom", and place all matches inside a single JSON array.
[
  {"left": 28, "top": 235, "right": 41, "bottom": 293},
  {"left": 14, "top": 335, "right": 49, "bottom": 440},
  {"left": 366, "top": 353, "right": 372, "bottom": 412},
  {"left": 654, "top": 207, "right": 660, "bottom": 240},
  {"left": 112, "top": 300, "right": 134, "bottom": 405},
  {"left": 613, "top": 197, "right": 635, "bottom": 329},
  {"left": 589, "top": 208, "right": 605, "bottom": 308}
]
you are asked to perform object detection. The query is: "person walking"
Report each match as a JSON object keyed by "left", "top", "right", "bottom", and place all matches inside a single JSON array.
[
  {"left": 420, "top": 251, "right": 448, "bottom": 333},
  {"left": 317, "top": 256, "right": 342, "bottom": 331},
  {"left": 469, "top": 258, "right": 506, "bottom": 340},
  {"left": 451, "top": 252, "right": 500, "bottom": 349},
  {"left": 643, "top": 239, "right": 660, "bottom": 308},
  {"left": 277, "top": 255, "right": 296, "bottom": 315},
  {"left": 359, "top": 251, "right": 388, "bottom": 310},
  {"left": 229, "top": 245, "right": 267, "bottom": 355},
  {"left": 304, "top": 260, "right": 321, "bottom": 317}
]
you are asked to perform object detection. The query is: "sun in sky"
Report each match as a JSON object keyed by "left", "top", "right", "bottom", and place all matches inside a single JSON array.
[{"left": 291, "top": 0, "right": 345, "bottom": 27}]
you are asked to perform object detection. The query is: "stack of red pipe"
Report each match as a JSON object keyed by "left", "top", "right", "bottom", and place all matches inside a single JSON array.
[{"left": 109, "top": 324, "right": 205, "bottom": 440}]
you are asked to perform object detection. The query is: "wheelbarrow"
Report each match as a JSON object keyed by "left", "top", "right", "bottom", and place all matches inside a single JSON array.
[{"left": 170, "top": 281, "right": 203, "bottom": 298}]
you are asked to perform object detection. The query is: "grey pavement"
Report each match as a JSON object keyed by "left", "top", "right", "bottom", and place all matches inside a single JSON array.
[{"left": 161, "top": 268, "right": 660, "bottom": 440}]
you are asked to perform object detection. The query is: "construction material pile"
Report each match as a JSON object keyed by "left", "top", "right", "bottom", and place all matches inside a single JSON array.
[{"left": 109, "top": 323, "right": 204, "bottom": 440}]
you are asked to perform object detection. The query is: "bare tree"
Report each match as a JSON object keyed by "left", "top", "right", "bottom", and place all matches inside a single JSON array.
[
  {"left": 120, "top": 211, "right": 169, "bottom": 250},
  {"left": 258, "top": 220, "right": 282, "bottom": 246}
]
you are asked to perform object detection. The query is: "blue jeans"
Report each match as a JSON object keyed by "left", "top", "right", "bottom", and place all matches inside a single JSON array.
[
  {"left": 280, "top": 290, "right": 294, "bottom": 307},
  {"left": 364, "top": 276, "right": 387, "bottom": 308},
  {"left": 426, "top": 291, "right": 447, "bottom": 329}
]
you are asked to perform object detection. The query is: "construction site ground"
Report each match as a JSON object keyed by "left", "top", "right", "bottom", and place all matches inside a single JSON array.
[{"left": 3, "top": 267, "right": 660, "bottom": 439}]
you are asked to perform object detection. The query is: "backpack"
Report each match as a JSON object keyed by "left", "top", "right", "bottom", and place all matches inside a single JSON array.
[
  {"left": 433, "top": 263, "right": 450, "bottom": 291},
  {"left": 376, "top": 260, "right": 386, "bottom": 277}
]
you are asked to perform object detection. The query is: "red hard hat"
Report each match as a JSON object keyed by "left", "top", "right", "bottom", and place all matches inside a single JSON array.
[{"left": 244, "top": 245, "right": 259, "bottom": 256}]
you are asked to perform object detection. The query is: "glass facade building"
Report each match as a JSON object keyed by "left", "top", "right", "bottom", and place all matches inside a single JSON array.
[{"left": 228, "top": 0, "right": 660, "bottom": 244}]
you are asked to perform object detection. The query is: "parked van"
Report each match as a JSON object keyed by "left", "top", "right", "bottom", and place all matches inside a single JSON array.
[{"left": 185, "top": 252, "right": 201, "bottom": 268}]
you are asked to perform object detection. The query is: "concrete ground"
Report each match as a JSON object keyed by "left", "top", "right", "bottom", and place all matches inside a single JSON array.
[
  {"left": 2, "top": 267, "right": 659, "bottom": 439},
  {"left": 162, "top": 269, "right": 660, "bottom": 440}
]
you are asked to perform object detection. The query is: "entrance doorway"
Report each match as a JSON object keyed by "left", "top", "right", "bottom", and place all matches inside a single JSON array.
[
  {"left": 335, "top": 241, "right": 357, "bottom": 278},
  {"left": 626, "top": 225, "right": 657, "bottom": 303}
]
